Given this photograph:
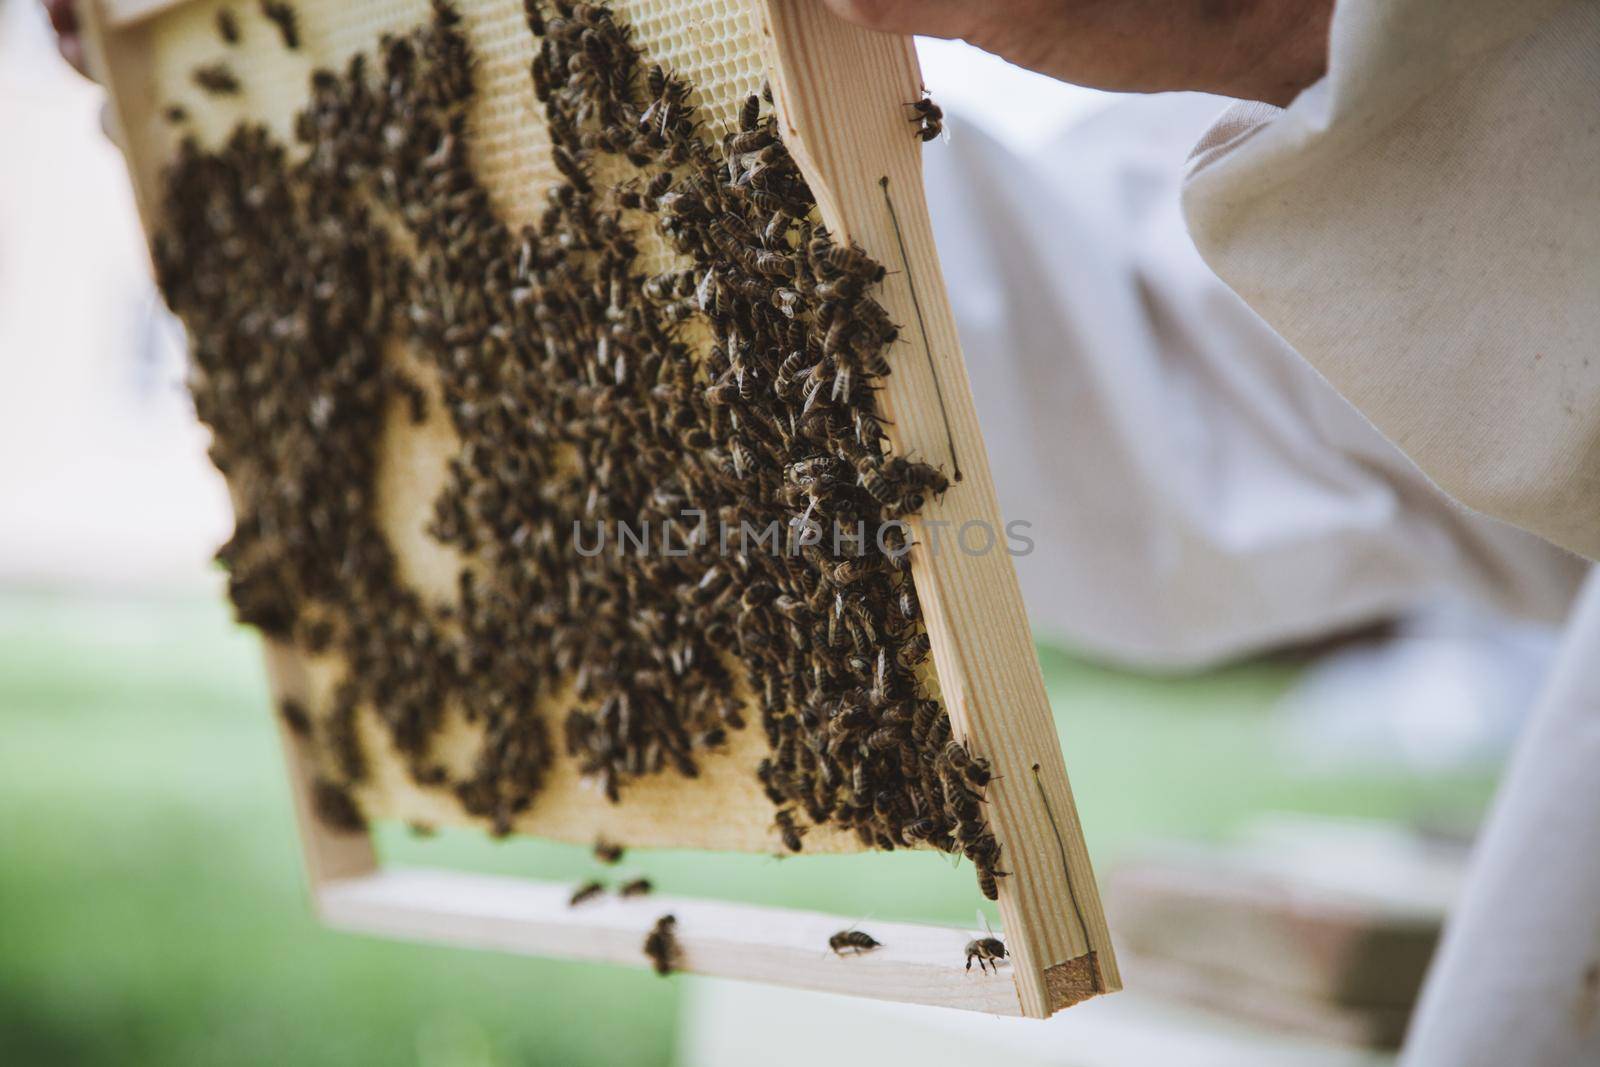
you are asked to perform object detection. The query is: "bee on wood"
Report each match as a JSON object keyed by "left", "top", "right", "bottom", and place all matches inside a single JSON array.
[
  {"left": 774, "top": 807, "right": 806, "bottom": 852},
  {"left": 414, "top": 764, "right": 449, "bottom": 787},
  {"left": 895, "top": 631, "right": 932, "bottom": 671},
  {"left": 813, "top": 274, "right": 866, "bottom": 302},
  {"left": 828, "top": 929, "right": 882, "bottom": 955},
  {"left": 962, "top": 753, "right": 992, "bottom": 790},
  {"left": 810, "top": 240, "right": 885, "bottom": 284},
  {"left": 975, "top": 863, "right": 1002, "bottom": 901},
  {"left": 569, "top": 880, "right": 605, "bottom": 906},
  {"left": 618, "top": 877, "right": 653, "bottom": 897},
  {"left": 310, "top": 779, "right": 366, "bottom": 834},
  {"left": 216, "top": 8, "right": 240, "bottom": 43},
  {"left": 278, "top": 697, "right": 312, "bottom": 737},
  {"left": 326, "top": 696, "right": 367, "bottom": 783},
  {"left": 523, "top": 0, "right": 546, "bottom": 35},
  {"left": 531, "top": 56, "right": 554, "bottom": 102},
  {"left": 644, "top": 914, "right": 680, "bottom": 975},
  {"left": 192, "top": 63, "right": 241, "bottom": 95},
  {"left": 857, "top": 345, "right": 893, "bottom": 380},
  {"left": 430, "top": 0, "right": 463, "bottom": 29},
  {"left": 260, "top": 0, "right": 299, "bottom": 49},
  {"left": 907, "top": 96, "right": 943, "bottom": 141},
  {"left": 965, "top": 936, "right": 1007, "bottom": 973},
  {"left": 593, "top": 838, "right": 625, "bottom": 864}
]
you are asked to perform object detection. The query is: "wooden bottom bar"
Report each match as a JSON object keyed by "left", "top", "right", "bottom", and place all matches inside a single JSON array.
[{"left": 318, "top": 868, "right": 1110, "bottom": 1016}]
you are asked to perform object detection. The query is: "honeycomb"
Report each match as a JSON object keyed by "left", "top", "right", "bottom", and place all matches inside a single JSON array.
[
  {"left": 142, "top": 0, "right": 768, "bottom": 224},
  {"left": 121, "top": 0, "right": 966, "bottom": 856}
]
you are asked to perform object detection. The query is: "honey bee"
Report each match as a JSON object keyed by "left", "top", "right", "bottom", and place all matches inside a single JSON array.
[
  {"left": 907, "top": 96, "right": 943, "bottom": 141},
  {"left": 414, "top": 765, "right": 449, "bottom": 787},
  {"left": 618, "top": 877, "right": 653, "bottom": 897},
  {"left": 523, "top": 0, "right": 546, "bottom": 35},
  {"left": 259, "top": 0, "right": 300, "bottom": 50},
  {"left": 809, "top": 240, "right": 885, "bottom": 283},
  {"left": 192, "top": 63, "right": 241, "bottom": 95},
  {"left": 310, "top": 779, "right": 366, "bottom": 834},
  {"left": 593, "top": 838, "right": 625, "bottom": 864},
  {"left": 867, "top": 726, "right": 903, "bottom": 752},
  {"left": 774, "top": 807, "right": 806, "bottom": 852},
  {"left": 896, "top": 631, "right": 932, "bottom": 670},
  {"left": 858, "top": 346, "right": 892, "bottom": 379},
  {"left": 962, "top": 753, "right": 993, "bottom": 790},
  {"left": 975, "top": 863, "right": 1002, "bottom": 901},
  {"left": 965, "top": 936, "right": 1006, "bottom": 973},
  {"left": 569, "top": 880, "right": 605, "bottom": 906},
  {"left": 643, "top": 914, "right": 680, "bottom": 975},
  {"left": 738, "top": 92, "right": 761, "bottom": 132},
  {"left": 828, "top": 929, "right": 882, "bottom": 955},
  {"left": 216, "top": 8, "right": 240, "bottom": 44},
  {"left": 813, "top": 275, "right": 865, "bottom": 301},
  {"left": 278, "top": 697, "right": 312, "bottom": 737}
]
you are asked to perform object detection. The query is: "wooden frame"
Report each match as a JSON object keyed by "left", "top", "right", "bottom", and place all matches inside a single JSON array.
[{"left": 79, "top": 0, "right": 1119, "bottom": 1018}]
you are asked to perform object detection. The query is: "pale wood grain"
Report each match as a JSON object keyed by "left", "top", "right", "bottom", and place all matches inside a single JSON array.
[
  {"left": 318, "top": 867, "right": 1026, "bottom": 1015},
  {"left": 752, "top": 0, "right": 1120, "bottom": 1014}
]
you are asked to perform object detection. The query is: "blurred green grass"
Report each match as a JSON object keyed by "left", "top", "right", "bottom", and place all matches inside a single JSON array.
[{"left": 0, "top": 592, "right": 1496, "bottom": 1066}]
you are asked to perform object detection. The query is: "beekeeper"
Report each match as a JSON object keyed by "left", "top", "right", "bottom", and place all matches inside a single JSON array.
[{"left": 819, "top": 1, "right": 1600, "bottom": 1064}]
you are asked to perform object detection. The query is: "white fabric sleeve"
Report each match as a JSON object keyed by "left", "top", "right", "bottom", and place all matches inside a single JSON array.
[
  {"left": 925, "top": 100, "right": 1581, "bottom": 670},
  {"left": 1400, "top": 566, "right": 1600, "bottom": 1066},
  {"left": 1182, "top": 0, "right": 1600, "bottom": 560}
]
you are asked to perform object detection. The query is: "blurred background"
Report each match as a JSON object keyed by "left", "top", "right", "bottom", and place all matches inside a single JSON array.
[{"left": 0, "top": 0, "right": 1561, "bottom": 1063}]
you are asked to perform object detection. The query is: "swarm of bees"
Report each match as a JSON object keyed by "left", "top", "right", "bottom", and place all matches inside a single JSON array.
[{"left": 154, "top": 0, "right": 1003, "bottom": 901}]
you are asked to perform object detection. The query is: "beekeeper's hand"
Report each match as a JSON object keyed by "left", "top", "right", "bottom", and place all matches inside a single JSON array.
[{"left": 820, "top": 0, "right": 1333, "bottom": 106}]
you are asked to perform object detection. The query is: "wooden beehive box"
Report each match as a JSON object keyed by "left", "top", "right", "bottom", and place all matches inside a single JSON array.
[{"left": 78, "top": 0, "right": 1119, "bottom": 1017}]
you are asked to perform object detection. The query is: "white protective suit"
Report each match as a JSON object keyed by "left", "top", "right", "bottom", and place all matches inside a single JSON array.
[
  {"left": 1182, "top": 0, "right": 1600, "bottom": 1061},
  {"left": 928, "top": 0, "right": 1598, "bottom": 1061},
  {"left": 925, "top": 94, "right": 1583, "bottom": 672}
]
